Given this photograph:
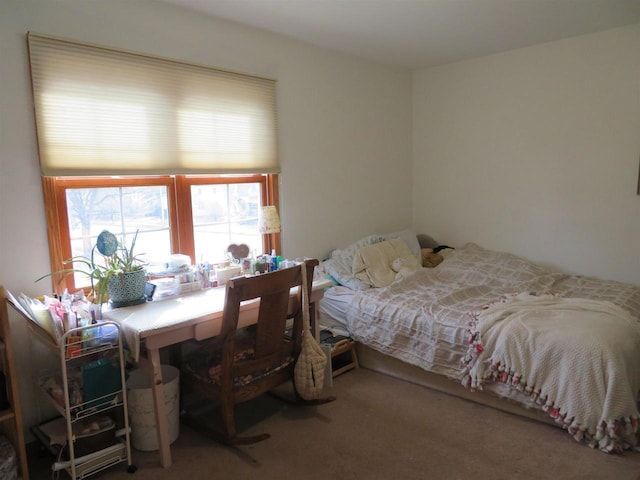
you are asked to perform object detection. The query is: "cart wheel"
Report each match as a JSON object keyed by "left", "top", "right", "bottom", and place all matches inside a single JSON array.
[{"left": 127, "top": 464, "right": 138, "bottom": 473}]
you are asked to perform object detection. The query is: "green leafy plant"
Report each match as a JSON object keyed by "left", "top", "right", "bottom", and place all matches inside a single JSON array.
[{"left": 37, "top": 230, "right": 146, "bottom": 304}]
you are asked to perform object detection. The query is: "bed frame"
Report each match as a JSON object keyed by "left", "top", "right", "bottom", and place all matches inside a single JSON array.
[{"left": 356, "top": 343, "right": 558, "bottom": 427}]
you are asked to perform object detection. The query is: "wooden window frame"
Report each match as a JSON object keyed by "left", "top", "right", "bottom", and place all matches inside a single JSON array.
[{"left": 41, "top": 174, "right": 280, "bottom": 295}]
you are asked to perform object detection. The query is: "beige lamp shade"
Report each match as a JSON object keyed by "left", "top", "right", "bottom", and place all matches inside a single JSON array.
[{"left": 258, "top": 206, "right": 281, "bottom": 234}]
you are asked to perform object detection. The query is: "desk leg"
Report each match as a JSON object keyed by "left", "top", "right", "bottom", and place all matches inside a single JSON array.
[{"left": 140, "top": 347, "right": 173, "bottom": 468}]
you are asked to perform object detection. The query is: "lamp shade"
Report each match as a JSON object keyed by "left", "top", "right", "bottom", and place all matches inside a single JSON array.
[{"left": 258, "top": 206, "right": 281, "bottom": 234}]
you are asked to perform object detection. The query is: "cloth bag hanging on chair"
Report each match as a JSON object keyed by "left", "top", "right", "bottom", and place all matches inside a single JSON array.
[{"left": 294, "top": 261, "right": 328, "bottom": 400}]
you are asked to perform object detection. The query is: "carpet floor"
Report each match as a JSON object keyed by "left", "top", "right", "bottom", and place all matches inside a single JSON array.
[{"left": 29, "top": 367, "right": 640, "bottom": 480}]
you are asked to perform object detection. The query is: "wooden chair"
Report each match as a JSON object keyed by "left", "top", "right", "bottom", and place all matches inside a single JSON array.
[{"left": 180, "top": 259, "right": 333, "bottom": 445}]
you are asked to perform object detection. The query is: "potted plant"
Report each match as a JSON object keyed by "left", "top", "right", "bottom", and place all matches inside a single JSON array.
[{"left": 37, "top": 230, "right": 147, "bottom": 307}]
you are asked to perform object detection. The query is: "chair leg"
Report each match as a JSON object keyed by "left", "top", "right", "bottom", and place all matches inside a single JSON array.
[
  {"left": 181, "top": 410, "right": 270, "bottom": 447},
  {"left": 220, "top": 395, "right": 237, "bottom": 440},
  {"left": 219, "top": 395, "right": 271, "bottom": 445}
]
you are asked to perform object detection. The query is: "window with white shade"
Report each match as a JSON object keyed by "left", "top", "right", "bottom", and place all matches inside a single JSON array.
[{"left": 28, "top": 34, "right": 280, "bottom": 294}]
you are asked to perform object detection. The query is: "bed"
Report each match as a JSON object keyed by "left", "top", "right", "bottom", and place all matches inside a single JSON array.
[{"left": 318, "top": 230, "right": 640, "bottom": 453}]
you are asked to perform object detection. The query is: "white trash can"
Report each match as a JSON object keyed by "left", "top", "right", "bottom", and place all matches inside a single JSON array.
[{"left": 127, "top": 365, "right": 180, "bottom": 451}]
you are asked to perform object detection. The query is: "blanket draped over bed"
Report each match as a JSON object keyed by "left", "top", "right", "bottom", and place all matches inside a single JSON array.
[
  {"left": 461, "top": 292, "right": 640, "bottom": 452},
  {"left": 336, "top": 242, "right": 640, "bottom": 452}
]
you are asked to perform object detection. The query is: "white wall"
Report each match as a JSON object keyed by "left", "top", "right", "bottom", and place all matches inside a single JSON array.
[
  {"left": 0, "top": 0, "right": 411, "bottom": 435},
  {"left": 412, "top": 24, "right": 640, "bottom": 285}
]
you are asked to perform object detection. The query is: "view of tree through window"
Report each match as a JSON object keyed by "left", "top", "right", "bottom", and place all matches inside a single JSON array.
[{"left": 66, "top": 185, "right": 171, "bottom": 286}]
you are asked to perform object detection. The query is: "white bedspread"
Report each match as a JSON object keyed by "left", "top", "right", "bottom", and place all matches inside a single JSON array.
[
  {"left": 338, "top": 243, "right": 640, "bottom": 451},
  {"left": 461, "top": 293, "right": 640, "bottom": 452}
]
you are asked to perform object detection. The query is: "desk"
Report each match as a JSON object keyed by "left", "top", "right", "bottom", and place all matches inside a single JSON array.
[{"left": 102, "top": 277, "right": 333, "bottom": 468}]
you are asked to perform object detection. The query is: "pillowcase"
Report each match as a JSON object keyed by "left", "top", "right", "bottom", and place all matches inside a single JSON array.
[
  {"left": 322, "top": 234, "right": 383, "bottom": 290},
  {"left": 321, "top": 229, "right": 421, "bottom": 290},
  {"left": 352, "top": 238, "right": 419, "bottom": 288},
  {"left": 380, "top": 229, "right": 422, "bottom": 264}
]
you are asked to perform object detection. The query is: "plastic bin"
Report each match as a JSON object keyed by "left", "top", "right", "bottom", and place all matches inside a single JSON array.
[{"left": 126, "top": 365, "right": 180, "bottom": 451}]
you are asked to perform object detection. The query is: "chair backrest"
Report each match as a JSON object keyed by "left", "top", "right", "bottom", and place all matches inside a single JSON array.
[{"left": 219, "top": 259, "right": 318, "bottom": 390}]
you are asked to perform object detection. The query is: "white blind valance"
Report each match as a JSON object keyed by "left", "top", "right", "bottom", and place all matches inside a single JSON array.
[{"left": 27, "top": 33, "right": 279, "bottom": 176}]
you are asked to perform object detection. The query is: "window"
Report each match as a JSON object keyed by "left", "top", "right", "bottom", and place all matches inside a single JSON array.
[
  {"left": 187, "top": 178, "right": 264, "bottom": 262},
  {"left": 28, "top": 33, "right": 282, "bottom": 295},
  {"left": 43, "top": 174, "right": 279, "bottom": 293}
]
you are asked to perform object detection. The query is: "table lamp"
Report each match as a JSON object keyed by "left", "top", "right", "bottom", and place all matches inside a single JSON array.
[
  {"left": 258, "top": 205, "right": 281, "bottom": 234},
  {"left": 258, "top": 206, "right": 281, "bottom": 264}
]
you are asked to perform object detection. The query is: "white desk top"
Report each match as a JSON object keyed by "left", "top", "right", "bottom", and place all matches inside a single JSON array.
[
  {"left": 102, "top": 277, "right": 334, "bottom": 361},
  {"left": 102, "top": 287, "right": 225, "bottom": 360}
]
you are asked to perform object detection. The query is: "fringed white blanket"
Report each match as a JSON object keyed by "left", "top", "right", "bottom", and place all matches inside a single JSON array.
[{"left": 461, "top": 292, "right": 640, "bottom": 452}]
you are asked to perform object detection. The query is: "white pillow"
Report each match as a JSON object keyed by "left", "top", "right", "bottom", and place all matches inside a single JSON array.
[
  {"left": 321, "top": 229, "right": 421, "bottom": 289},
  {"left": 322, "top": 234, "right": 382, "bottom": 290},
  {"left": 352, "top": 238, "right": 418, "bottom": 288},
  {"left": 380, "top": 229, "right": 422, "bottom": 263}
]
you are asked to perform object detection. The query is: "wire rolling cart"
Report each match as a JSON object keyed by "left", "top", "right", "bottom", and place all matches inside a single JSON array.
[{"left": 28, "top": 320, "right": 136, "bottom": 479}]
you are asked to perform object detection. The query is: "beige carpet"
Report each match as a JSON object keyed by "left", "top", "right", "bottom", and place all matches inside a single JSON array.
[{"left": 30, "top": 367, "right": 640, "bottom": 480}]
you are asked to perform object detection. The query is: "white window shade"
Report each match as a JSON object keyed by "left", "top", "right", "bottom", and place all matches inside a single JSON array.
[{"left": 27, "top": 33, "right": 279, "bottom": 176}]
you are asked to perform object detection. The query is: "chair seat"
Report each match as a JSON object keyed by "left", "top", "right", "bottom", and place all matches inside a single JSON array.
[{"left": 182, "top": 335, "right": 294, "bottom": 388}]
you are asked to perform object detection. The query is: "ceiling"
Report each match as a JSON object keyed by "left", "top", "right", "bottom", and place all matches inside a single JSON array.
[{"left": 153, "top": 0, "right": 640, "bottom": 69}]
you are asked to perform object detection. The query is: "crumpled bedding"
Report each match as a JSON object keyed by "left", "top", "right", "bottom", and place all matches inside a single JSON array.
[
  {"left": 461, "top": 292, "right": 640, "bottom": 452},
  {"left": 341, "top": 242, "right": 640, "bottom": 451}
]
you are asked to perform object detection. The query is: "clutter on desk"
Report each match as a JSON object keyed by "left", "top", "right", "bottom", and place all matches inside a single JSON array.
[
  {"left": 142, "top": 250, "right": 317, "bottom": 299},
  {"left": 214, "top": 263, "right": 241, "bottom": 285},
  {"left": 146, "top": 253, "right": 192, "bottom": 276},
  {"left": 226, "top": 243, "right": 250, "bottom": 262},
  {"left": 147, "top": 254, "right": 205, "bottom": 298}
]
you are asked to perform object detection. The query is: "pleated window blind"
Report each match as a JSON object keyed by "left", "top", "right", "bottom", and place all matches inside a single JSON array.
[{"left": 27, "top": 33, "right": 279, "bottom": 176}]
